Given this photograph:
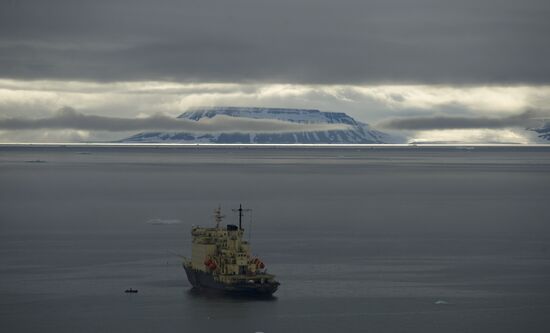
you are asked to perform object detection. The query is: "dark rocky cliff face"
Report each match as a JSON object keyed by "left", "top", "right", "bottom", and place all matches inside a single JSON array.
[{"left": 530, "top": 122, "right": 550, "bottom": 141}]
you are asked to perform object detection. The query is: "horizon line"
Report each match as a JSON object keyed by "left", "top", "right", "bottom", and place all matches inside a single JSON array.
[{"left": 1, "top": 143, "right": 550, "bottom": 148}]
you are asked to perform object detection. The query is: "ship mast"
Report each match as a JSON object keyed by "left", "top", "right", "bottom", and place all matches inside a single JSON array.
[
  {"left": 232, "top": 204, "right": 251, "bottom": 230},
  {"left": 214, "top": 205, "right": 225, "bottom": 228}
]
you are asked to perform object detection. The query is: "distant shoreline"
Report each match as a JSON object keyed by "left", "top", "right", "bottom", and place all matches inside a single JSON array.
[{"left": 1, "top": 143, "right": 550, "bottom": 149}]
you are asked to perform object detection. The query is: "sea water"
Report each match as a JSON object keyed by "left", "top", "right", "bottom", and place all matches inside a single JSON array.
[{"left": 1, "top": 146, "right": 549, "bottom": 332}]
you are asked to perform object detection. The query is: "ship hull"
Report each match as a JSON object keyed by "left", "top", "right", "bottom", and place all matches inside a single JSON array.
[{"left": 183, "top": 263, "right": 279, "bottom": 295}]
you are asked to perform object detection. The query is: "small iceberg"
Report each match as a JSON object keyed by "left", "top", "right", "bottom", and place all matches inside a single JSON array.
[
  {"left": 146, "top": 219, "right": 182, "bottom": 225},
  {"left": 434, "top": 300, "right": 449, "bottom": 305}
]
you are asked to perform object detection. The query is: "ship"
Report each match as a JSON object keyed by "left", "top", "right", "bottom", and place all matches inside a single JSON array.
[{"left": 182, "top": 205, "right": 280, "bottom": 295}]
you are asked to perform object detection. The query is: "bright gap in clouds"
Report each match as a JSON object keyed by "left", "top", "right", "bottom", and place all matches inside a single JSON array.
[{"left": 0, "top": 79, "right": 549, "bottom": 143}]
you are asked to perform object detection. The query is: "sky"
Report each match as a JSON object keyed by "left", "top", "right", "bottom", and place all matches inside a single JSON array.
[{"left": 1, "top": 0, "right": 549, "bottom": 143}]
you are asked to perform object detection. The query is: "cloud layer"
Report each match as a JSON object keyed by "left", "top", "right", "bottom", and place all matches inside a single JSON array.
[
  {"left": 1, "top": 79, "right": 549, "bottom": 143},
  {"left": 0, "top": 107, "right": 349, "bottom": 133},
  {"left": 378, "top": 109, "right": 549, "bottom": 130},
  {"left": 1, "top": 0, "right": 549, "bottom": 84}
]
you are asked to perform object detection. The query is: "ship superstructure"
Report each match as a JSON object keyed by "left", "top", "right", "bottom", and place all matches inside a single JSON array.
[{"left": 182, "top": 205, "right": 279, "bottom": 295}]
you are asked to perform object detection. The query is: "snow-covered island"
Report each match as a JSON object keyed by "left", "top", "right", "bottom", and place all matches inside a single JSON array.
[
  {"left": 122, "top": 107, "right": 404, "bottom": 144},
  {"left": 530, "top": 121, "right": 550, "bottom": 142}
]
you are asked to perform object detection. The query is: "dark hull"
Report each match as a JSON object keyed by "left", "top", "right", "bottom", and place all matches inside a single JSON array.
[{"left": 183, "top": 264, "right": 279, "bottom": 295}]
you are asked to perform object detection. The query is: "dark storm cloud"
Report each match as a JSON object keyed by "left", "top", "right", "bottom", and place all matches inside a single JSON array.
[
  {"left": 0, "top": 107, "right": 348, "bottom": 133},
  {"left": 378, "top": 109, "right": 549, "bottom": 130},
  {"left": 1, "top": 0, "right": 549, "bottom": 84}
]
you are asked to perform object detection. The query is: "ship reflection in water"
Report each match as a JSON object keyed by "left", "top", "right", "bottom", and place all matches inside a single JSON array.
[{"left": 186, "top": 287, "right": 278, "bottom": 301}]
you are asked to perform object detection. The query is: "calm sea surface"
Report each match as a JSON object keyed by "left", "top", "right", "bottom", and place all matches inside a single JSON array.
[{"left": 1, "top": 146, "right": 549, "bottom": 332}]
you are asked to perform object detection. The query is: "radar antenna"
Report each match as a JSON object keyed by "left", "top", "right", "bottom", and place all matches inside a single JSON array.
[
  {"left": 232, "top": 204, "right": 251, "bottom": 230},
  {"left": 213, "top": 205, "right": 225, "bottom": 228}
]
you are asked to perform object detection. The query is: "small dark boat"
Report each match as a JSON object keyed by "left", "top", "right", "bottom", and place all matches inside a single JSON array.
[{"left": 124, "top": 288, "right": 138, "bottom": 293}]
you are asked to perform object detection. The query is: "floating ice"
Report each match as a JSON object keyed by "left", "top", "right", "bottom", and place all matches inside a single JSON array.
[{"left": 146, "top": 219, "right": 182, "bottom": 225}]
